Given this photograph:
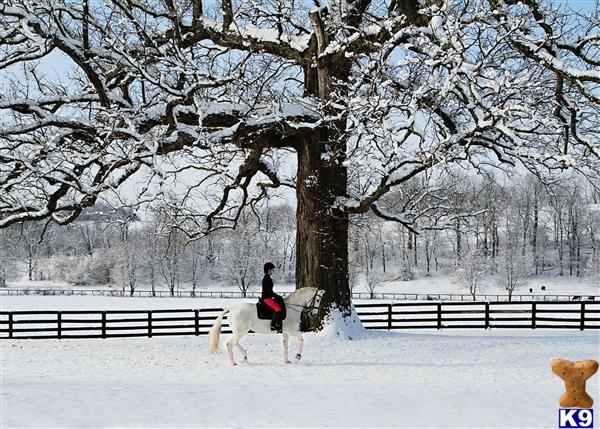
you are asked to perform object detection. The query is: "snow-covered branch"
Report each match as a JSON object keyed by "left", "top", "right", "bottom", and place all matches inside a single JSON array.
[{"left": 1, "top": 0, "right": 599, "bottom": 246}]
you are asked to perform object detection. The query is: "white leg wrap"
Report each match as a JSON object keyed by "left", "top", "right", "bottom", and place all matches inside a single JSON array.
[
  {"left": 236, "top": 344, "right": 247, "bottom": 357},
  {"left": 236, "top": 345, "right": 247, "bottom": 362}
]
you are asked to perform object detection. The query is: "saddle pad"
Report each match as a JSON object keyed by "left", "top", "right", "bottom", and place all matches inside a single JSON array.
[{"left": 256, "top": 298, "right": 286, "bottom": 320}]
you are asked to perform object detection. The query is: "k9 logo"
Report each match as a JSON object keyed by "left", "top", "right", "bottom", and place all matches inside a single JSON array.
[{"left": 559, "top": 409, "right": 594, "bottom": 428}]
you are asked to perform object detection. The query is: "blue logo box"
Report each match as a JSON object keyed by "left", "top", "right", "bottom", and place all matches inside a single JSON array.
[{"left": 559, "top": 409, "right": 594, "bottom": 428}]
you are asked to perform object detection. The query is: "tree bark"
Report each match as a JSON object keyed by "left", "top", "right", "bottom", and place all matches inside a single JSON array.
[
  {"left": 381, "top": 240, "right": 386, "bottom": 274},
  {"left": 413, "top": 233, "right": 417, "bottom": 266},
  {"left": 295, "top": 129, "right": 351, "bottom": 322},
  {"left": 296, "top": 10, "right": 353, "bottom": 324},
  {"left": 455, "top": 219, "right": 462, "bottom": 260},
  {"left": 532, "top": 185, "right": 539, "bottom": 275},
  {"left": 425, "top": 239, "right": 431, "bottom": 276}
]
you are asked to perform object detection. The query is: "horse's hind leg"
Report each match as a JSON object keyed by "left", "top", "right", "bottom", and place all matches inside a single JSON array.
[
  {"left": 226, "top": 332, "right": 247, "bottom": 366},
  {"left": 226, "top": 341, "right": 236, "bottom": 365},
  {"left": 236, "top": 344, "right": 248, "bottom": 363}
]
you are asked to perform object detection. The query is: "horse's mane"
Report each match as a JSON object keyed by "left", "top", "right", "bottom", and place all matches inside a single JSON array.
[{"left": 285, "top": 287, "right": 318, "bottom": 303}]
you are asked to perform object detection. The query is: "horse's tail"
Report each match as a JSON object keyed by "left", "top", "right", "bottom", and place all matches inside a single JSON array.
[{"left": 208, "top": 309, "right": 229, "bottom": 354}]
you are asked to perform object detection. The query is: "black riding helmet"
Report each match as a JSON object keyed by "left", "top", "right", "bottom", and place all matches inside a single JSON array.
[{"left": 264, "top": 262, "right": 276, "bottom": 274}]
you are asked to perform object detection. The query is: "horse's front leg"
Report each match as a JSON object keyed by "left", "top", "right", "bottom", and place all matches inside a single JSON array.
[
  {"left": 295, "top": 335, "right": 304, "bottom": 362},
  {"left": 282, "top": 333, "right": 291, "bottom": 364},
  {"left": 287, "top": 333, "right": 303, "bottom": 361}
]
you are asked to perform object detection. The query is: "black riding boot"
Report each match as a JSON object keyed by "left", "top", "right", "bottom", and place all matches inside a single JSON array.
[{"left": 271, "top": 311, "right": 283, "bottom": 333}]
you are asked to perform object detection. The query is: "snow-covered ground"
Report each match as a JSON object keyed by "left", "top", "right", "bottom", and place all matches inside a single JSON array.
[
  {"left": 0, "top": 295, "right": 231, "bottom": 312},
  {"left": 2, "top": 295, "right": 600, "bottom": 428},
  {"left": 2, "top": 328, "right": 598, "bottom": 428}
]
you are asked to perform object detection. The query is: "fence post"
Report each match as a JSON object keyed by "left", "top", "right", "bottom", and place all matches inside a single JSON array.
[
  {"left": 437, "top": 303, "right": 442, "bottom": 330},
  {"left": 532, "top": 303, "right": 536, "bottom": 329},
  {"left": 8, "top": 313, "right": 13, "bottom": 339},
  {"left": 57, "top": 312, "right": 62, "bottom": 339},
  {"left": 484, "top": 302, "right": 490, "bottom": 329},
  {"left": 148, "top": 311, "right": 153, "bottom": 338},
  {"left": 195, "top": 310, "right": 200, "bottom": 336},
  {"left": 387, "top": 304, "right": 392, "bottom": 331},
  {"left": 580, "top": 303, "right": 585, "bottom": 331},
  {"left": 102, "top": 312, "right": 107, "bottom": 339}
]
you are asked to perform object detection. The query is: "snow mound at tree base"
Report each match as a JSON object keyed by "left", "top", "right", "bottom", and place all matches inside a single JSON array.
[{"left": 316, "top": 304, "right": 366, "bottom": 341}]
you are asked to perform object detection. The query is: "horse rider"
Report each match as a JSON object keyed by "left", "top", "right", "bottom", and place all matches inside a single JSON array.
[{"left": 262, "top": 262, "right": 285, "bottom": 333}]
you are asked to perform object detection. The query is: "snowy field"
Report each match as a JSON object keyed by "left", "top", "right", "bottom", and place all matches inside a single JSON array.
[
  {"left": 0, "top": 295, "right": 233, "bottom": 312},
  {"left": 2, "top": 296, "right": 600, "bottom": 428},
  {"left": 2, "top": 328, "right": 599, "bottom": 428}
]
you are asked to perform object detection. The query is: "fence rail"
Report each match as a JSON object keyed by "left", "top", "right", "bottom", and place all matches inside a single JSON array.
[
  {"left": 1, "top": 287, "right": 597, "bottom": 302},
  {"left": 0, "top": 308, "right": 232, "bottom": 340},
  {"left": 356, "top": 301, "right": 599, "bottom": 331},
  {"left": 1, "top": 301, "right": 598, "bottom": 340}
]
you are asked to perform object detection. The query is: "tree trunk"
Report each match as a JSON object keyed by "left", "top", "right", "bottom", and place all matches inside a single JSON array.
[
  {"left": 493, "top": 222, "right": 499, "bottom": 258},
  {"left": 28, "top": 257, "right": 33, "bottom": 281},
  {"left": 571, "top": 210, "right": 579, "bottom": 277},
  {"left": 482, "top": 228, "right": 488, "bottom": 257},
  {"left": 150, "top": 265, "right": 156, "bottom": 297},
  {"left": 532, "top": 188, "right": 539, "bottom": 275},
  {"left": 297, "top": 12, "right": 352, "bottom": 325},
  {"left": 381, "top": 240, "right": 386, "bottom": 274},
  {"left": 455, "top": 219, "right": 462, "bottom": 260},
  {"left": 413, "top": 233, "right": 417, "bottom": 266},
  {"left": 559, "top": 222, "right": 564, "bottom": 276},
  {"left": 295, "top": 130, "right": 350, "bottom": 324},
  {"left": 568, "top": 209, "right": 574, "bottom": 276},
  {"left": 425, "top": 239, "right": 431, "bottom": 276},
  {"left": 434, "top": 232, "right": 439, "bottom": 271},
  {"left": 576, "top": 236, "right": 581, "bottom": 277}
]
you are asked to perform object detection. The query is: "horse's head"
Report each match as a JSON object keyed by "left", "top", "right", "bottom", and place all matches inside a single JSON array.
[{"left": 308, "top": 289, "right": 325, "bottom": 317}]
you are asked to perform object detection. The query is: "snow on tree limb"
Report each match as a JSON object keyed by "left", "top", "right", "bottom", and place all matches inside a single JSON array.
[{"left": 1, "top": 0, "right": 599, "bottom": 237}]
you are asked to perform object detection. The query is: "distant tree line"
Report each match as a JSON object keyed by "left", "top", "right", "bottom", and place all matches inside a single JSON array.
[
  {"left": 0, "top": 175, "right": 598, "bottom": 297},
  {"left": 0, "top": 200, "right": 296, "bottom": 297},
  {"left": 350, "top": 173, "right": 600, "bottom": 299}
]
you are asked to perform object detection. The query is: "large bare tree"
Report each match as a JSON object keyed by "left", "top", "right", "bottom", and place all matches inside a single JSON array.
[{"left": 1, "top": 0, "right": 599, "bottom": 321}]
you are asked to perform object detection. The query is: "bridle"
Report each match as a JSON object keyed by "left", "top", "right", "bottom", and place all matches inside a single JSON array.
[{"left": 285, "top": 289, "right": 323, "bottom": 315}]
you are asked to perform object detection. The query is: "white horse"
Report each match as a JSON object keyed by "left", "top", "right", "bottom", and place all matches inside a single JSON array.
[{"left": 208, "top": 287, "right": 325, "bottom": 365}]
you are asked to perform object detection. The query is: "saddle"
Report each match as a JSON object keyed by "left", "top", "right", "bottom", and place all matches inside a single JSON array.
[{"left": 256, "top": 297, "right": 287, "bottom": 321}]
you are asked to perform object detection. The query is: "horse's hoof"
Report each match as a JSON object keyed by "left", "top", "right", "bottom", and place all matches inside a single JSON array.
[
  {"left": 295, "top": 354, "right": 302, "bottom": 361},
  {"left": 284, "top": 360, "right": 292, "bottom": 364},
  {"left": 242, "top": 357, "right": 248, "bottom": 364}
]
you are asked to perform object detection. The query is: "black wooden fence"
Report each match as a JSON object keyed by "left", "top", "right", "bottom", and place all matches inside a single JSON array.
[
  {"left": 1, "top": 301, "right": 598, "bottom": 339},
  {"left": 1, "top": 287, "right": 597, "bottom": 302},
  {"left": 0, "top": 308, "right": 232, "bottom": 340},
  {"left": 357, "top": 301, "right": 600, "bottom": 330}
]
